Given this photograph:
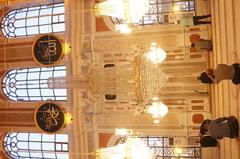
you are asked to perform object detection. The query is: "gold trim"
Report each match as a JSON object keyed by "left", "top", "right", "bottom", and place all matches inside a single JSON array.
[
  {"left": 32, "top": 34, "right": 64, "bottom": 67},
  {"left": 34, "top": 101, "right": 66, "bottom": 134}
]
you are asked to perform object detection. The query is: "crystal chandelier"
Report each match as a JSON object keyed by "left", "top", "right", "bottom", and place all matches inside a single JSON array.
[
  {"left": 145, "top": 42, "right": 167, "bottom": 64},
  {"left": 139, "top": 42, "right": 168, "bottom": 102},
  {"left": 147, "top": 101, "right": 168, "bottom": 118},
  {"left": 147, "top": 97, "right": 168, "bottom": 124},
  {"left": 94, "top": 0, "right": 149, "bottom": 33},
  {"left": 97, "top": 137, "right": 153, "bottom": 159}
]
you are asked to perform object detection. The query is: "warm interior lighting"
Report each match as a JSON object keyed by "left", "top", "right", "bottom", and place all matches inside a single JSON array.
[
  {"left": 174, "top": 147, "right": 183, "bottom": 156},
  {"left": 94, "top": 0, "right": 124, "bottom": 18},
  {"left": 145, "top": 42, "right": 167, "bottom": 64},
  {"left": 126, "top": 138, "right": 153, "bottom": 159},
  {"left": 147, "top": 101, "right": 168, "bottom": 119},
  {"left": 97, "top": 138, "right": 153, "bottom": 159},
  {"left": 64, "top": 42, "right": 71, "bottom": 54},
  {"left": 94, "top": 0, "right": 149, "bottom": 33},
  {"left": 153, "top": 119, "right": 160, "bottom": 124},
  {"left": 65, "top": 112, "right": 73, "bottom": 125},
  {"left": 172, "top": 5, "right": 180, "bottom": 12},
  {"left": 97, "top": 144, "right": 126, "bottom": 159},
  {"left": 115, "top": 24, "right": 132, "bottom": 33},
  {"left": 94, "top": 0, "right": 149, "bottom": 23},
  {"left": 115, "top": 128, "right": 133, "bottom": 136}
]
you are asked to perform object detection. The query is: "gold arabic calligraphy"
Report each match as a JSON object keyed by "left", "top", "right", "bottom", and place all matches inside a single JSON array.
[
  {"left": 41, "top": 107, "right": 60, "bottom": 130},
  {"left": 38, "top": 39, "right": 57, "bottom": 60}
]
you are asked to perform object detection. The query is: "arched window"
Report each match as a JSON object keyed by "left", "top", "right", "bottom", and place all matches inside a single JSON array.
[
  {"left": 1, "top": 65, "right": 66, "bottom": 101},
  {"left": 3, "top": 132, "right": 68, "bottom": 159},
  {"left": 1, "top": 2, "right": 65, "bottom": 38},
  {"left": 112, "top": 0, "right": 195, "bottom": 25}
]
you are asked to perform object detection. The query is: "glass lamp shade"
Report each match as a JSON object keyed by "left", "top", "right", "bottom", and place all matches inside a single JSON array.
[
  {"left": 115, "top": 24, "right": 132, "bottom": 33},
  {"left": 94, "top": 0, "right": 149, "bottom": 23},
  {"left": 147, "top": 102, "right": 168, "bottom": 118},
  {"left": 126, "top": 138, "right": 153, "bottom": 159},
  {"left": 145, "top": 48, "right": 167, "bottom": 64},
  {"left": 98, "top": 138, "right": 154, "bottom": 159}
]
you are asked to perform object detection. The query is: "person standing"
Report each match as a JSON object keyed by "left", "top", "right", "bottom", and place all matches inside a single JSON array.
[
  {"left": 200, "top": 116, "right": 239, "bottom": 139},
  {"left": 198, "top": 63, "right": 240, "bottom": 84},
  {"left": 179, "top": 15, "right": 211, "bottom": 27},
  {"left": 191, "top": 39, "right": 212, "bottom": 51}
]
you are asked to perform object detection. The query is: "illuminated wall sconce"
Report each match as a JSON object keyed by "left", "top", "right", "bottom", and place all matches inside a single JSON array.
[
  {"left": 65, "top": 112, "right": 73, "bottom": 125},
  {"left": 64, "top": 42, "right": 71, "bottom": 54}
]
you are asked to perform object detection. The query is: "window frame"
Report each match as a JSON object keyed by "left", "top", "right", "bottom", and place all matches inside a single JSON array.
[
  {"left": 3, "top": 132, "right": 69, "bottom": 159},
  {"left": 1, "top": 2, "right": 65, "bottom": 38},
  {"left": 1, "top": 65, "right": 67, "bottom": 102}
]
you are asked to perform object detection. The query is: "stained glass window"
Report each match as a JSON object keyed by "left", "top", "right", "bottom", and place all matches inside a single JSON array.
[
  {"left": 3, "top": 132, "right": 68, "bottom": 159},
  {"left": 1, "top": 3, "right": 65, "bottom": 38},
  {"left": 112, "top": 0, "right": 195, "bottom": 25},
  {"left": 1, "top": 65, "right": 66, "bottom": 101}
]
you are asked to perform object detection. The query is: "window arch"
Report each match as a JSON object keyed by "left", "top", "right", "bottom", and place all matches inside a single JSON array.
[
  {"left": 1, "top": 65, "right": 66, "bottom": 101},
  {"left": 112, "top": 0, "right": 195, "bottom": 25},
  {"left": 3, "top": 132, "right": 68, "bottom": 159},
  {"left": 1, "top": 2, "right": 65, "bottom": 38}
]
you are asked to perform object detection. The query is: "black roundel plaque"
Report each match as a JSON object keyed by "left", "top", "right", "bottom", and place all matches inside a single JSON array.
[
  {"left": 32, "top": 34, "right": 63, "bottom": 66},
  {"left": 34, "top": 102, "right": 65, "bottom": 133}
]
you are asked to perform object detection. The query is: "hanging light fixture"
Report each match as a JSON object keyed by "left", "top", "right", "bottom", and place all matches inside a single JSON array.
[
  {"left": 97, "top": 137, "right": 154, "bottom": 159},
  {"left": 94, "top": 0, "right": 149, "bottom": 33},
  {"left": 147, "top": 101, "right": 168, "bottom": 118},
  {"left": 94, "top": 0, "right": 149, "bottom": 23},
  {"left": 146, "top": 97, "right": 168, "bottom": 123},
  {"left": 145, "top": 42, "right": 167, "bottom": 64},
  {"left": 115, "top": 24, "right": 132, "bottom": 33}
]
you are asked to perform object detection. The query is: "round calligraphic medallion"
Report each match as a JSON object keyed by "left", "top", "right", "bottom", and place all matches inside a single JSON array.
[
  {"left": 34, "top": 102, "right": 65, "bottom": 133},
  {"left": 32, "top": 34, "right": 63, "bottom": 66}
]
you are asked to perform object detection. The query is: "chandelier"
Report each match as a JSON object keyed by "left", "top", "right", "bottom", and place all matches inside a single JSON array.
[
  {"left": 145, "top": 42, "right": 167, "bottom": 64},
  {"left": 147, "top": 102, "right": 168, "bottom": 117},
  {"left": 94, "top": 0, "right": 149, "bottom": 33},
  {"left": 97, "top": 136, "right": 154, "bottom": 159},
  {"left": 138, "top": 43, "right": 168, "bottom": 102},
  {"left": 146, "top": 97, "right": 168, "bottom": 124}
]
